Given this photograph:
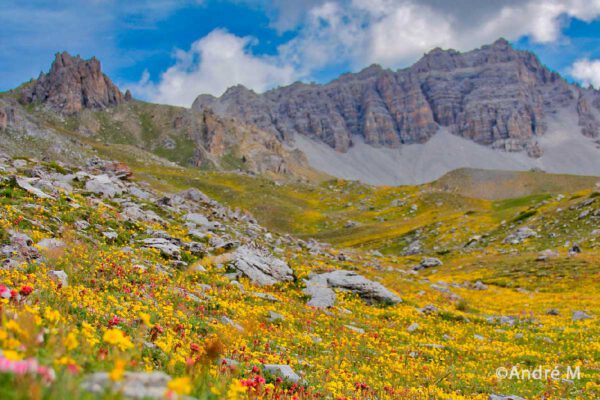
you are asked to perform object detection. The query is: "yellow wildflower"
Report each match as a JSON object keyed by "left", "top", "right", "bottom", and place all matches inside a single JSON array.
[
  {"left": 226, "top": 380, "right": 247, "bottom": 400},
  {"left": 167, "top": 376, "right": 192, "bottom": 395},
  {"left": 64, "top": 331, "right": 79, "bottom": 351},
  {"left": 109, "top": 359, "right": 126, "bottom": 381},
  {"left": 103, "top": 328, "right": 134, "bottom": 351},
  {"left": 139, "top": 312, "right": 151, "bottom": 326}
]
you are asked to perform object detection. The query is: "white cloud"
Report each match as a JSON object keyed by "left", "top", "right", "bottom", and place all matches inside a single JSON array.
[
  {"left": 133, "top": 29, "right": 298, "bottom": 106},
  {"left": 135, "top": 0, "right": 600, "bottom": 105},
  {"left": 569, "top": 58, "right": 600, "bottom": 88}
]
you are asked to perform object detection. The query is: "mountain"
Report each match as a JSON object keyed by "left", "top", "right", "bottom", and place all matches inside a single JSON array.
[
  {"left": 2, "top": 41, "right": 600, "bottom": 186},
  {"left": 193, "top": 38, "right": 600, "bottom": 184},
  {"left": 20, "top": 52, "right": 130, "bottom": 115},
  {"left": 1, "top": 52, "right": 318, "bottom": 181},
  {"left": 0, "top": 41, "right": 599, "bottom": 400}
]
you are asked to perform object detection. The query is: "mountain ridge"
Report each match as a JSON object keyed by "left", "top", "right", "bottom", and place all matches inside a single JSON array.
[
  {"left": 192, "top": 38, "right": 600, "bottom": 161},
  {"left": 2, "top": 40, "right": 599, "bottom": 187}
]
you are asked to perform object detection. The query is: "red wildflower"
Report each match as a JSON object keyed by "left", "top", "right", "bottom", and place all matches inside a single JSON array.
[{"left": 19, "top": 286, "right": 33, "bottom": 296}]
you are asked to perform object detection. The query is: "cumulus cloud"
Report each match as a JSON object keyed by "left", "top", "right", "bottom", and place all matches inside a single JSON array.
[
  {"left": 279, "top": 0, "right": 600, "bottom": 69},
  {"left": 136, "top": 0, "right": 600, "bottom": 105},
  {"left": 133, "top": 29, "right": 297, "bottom": 106},
  {"left": 569, "top": 58, "right": 600, "bottom": 88}
]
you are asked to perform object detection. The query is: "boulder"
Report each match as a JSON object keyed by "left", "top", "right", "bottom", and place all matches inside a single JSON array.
[
  {"left": 536, "top": 249, "right": 559, "bottom": 261},
  {"left": 183, "top": 213, "right": 213, "bottom": 228},
  {"left": 504, "top": 227, "right": 538, "bottom": 244},
  {"left": 179, "top": 188, "right": 211, "bottom": 203},
  {"left": 6, "top": 231, "right": 39, "bottom": 260},
  {"left": 47, "top": 270, "right": 68, "bottom": 287},
  {"left": 572, "top": 310, "right": 592, "bottom": 321},
  {"left": 304, "top": 270, "right": 401, "bottom": 308},
  {"left": 140, "top": 238, "right": 181, "bottom": 259},
  {"left": 123, "top": 206, "right": 165, "bottom": 224},
  {"left": 414, "top": 257, "right": 443, "bottom": 270},
  {"left": 15, "top": 177, "right": 54, "bottom": 199},
  {"left": 304, "top": 276, "right": 337, "bottom": 308},
  {"left": 85, "top": 175, "right": 123, "bottom": 198},
  {"left": 37, "top": 238, "right": 66, "bottom": 250},
  {"left": 229, "top": 246, "right": 294, "bottom": 286},
  {"left": 263, "top": 364, "right": 301, "bottom": 383},
  {"left": 81, "top": 371, "right": 173, "bottom": 399}
]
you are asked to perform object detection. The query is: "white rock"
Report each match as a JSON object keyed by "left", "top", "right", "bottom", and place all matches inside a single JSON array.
[
  {"left": 263, "top": 364, "right": 301, "bottom": 383},
  {"left": 85, "top": 174, "right": 123, "bottom": 198},
  {"left": 230, "top": 246, "right": 294, "bottom": 286},
  {"left": 15, "top": 177, "right": 54, "bottom": 199},
  {"left": 37, "top": 238, "right": 65, "bottom": 250},
  {"left": 47, "top": 270, "right": 68, "bottom": 287}
]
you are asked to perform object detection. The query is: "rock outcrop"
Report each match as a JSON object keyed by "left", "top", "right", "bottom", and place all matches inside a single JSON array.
[
  {"left": 193, "top": 38, "right": 600, "bottom": 156},
  {"left": 20, "top": 52, "right": 127, "bottom": 115},
  {"left": 229, "top": 245, "right": 294, "bottom": 286},
  {"left": 304, "top": 270, "right": 402, "bottom": 307}
]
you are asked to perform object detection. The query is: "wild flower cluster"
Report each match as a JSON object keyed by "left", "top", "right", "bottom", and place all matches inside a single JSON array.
[{"left": 0, "top": 159, "right": 597, "bottom": 399}]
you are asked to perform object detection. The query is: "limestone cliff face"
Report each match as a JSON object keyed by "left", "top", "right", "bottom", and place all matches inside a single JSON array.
[
  {"left": 193, "top": 38, "right": 600, "bottom": 156},
  {"left": 20, "top": 52, "right": 127, "bottom": 115}
]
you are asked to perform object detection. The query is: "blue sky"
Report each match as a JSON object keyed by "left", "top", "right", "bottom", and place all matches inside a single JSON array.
[{"left": 2, "top": 0, "right": 600, "bottom": 106}]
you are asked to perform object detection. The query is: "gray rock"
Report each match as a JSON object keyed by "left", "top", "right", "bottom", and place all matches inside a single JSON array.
[
  {"left": 504, "top": 227, "right": 538, "bottom": 244},
  {"left": 74, "top": 220, "right": 90, "bottom": 230},
  {"left": 123, "top": 206, "right": 164, "bottom": 224},
  {"left": 188, "top": 229, "right": 208, "bottom": 240},
  {"left": 304, "top": 277, "right": 337, "bottom": 308},
  {"left": 344, "top": 325, "right": 365, "bottom": 334},
  {"left": 15, "top": 177, "right": 54, "bottom": 199},
  {"left": 103, "top": 231, "right": 118, "bottom": 241},
  {"left": 183, "top": 213, "right": 213, "bottom": 228},
  {"left": 417, "top": 304, "right": 438, "bottom": 314},
  {"left": 403, "top": 240, "right": 422, "bottom": 255},
  {"left": 229, "top": 246, "right": 294, "bottom": 286},
  {"left": 47, "top": 270, "right": 68, "bottom": 287},
  {"left": 127, "top": 186, "right": 152, "bottom": 200},
  {"left": 407, "top": 323, "right": 419, "bottom": 333},
  {"left": 37, "top": 238, "right": 65, "bottom": 250},
  {"left": 7, "top": 231, "right": 39, "bottom": 259},
  {"left": 221, "top": 316, "right": 244, "bottom": 332},
  {"left": 253, "top": 292, "right": 280, "bottom": 302},
  {"left": 414, "top": 257, "right": 443, "bottom": 270},
  {"left": 304, "top": 270, "right": 401, "bottom": 308},
  {"left": 85, "top": 174, "right": 123, "bottom": 198},
  {"left": 81, "top": 371, "right": 175, "bottom": 399},
  {"left": 268, "top": 311, "right": 284, "bottom": 322},
  {"left": 140, "top": 238, "right": 181, "bottom": 259},
  {"left": 572, "top": 310, "right": 592, "bottom": 321},
  {"left": 179, "top": 188, "right": 211, "bottom": 203},
  {"left": 263, "top": 364, "right": 301, "bottom": 383},
  {"left": 536, "top": 249, "right": 559, "bottom": 261},
  {"left": 473, "top": 281, "right": 488, "bottom": 290},
  {"left": 489, "top": 395, "right": 526, "bottom": 400}
]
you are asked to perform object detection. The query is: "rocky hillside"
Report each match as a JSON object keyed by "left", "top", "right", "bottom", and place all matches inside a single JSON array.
[
  {"left": 193, "top": 38, "right": 600, "bottom": 158},
  {"left": 20, "top": 52, "right": 129, "bottom": 115},
  {"left": 0, "top": 147, "right": 598, "bottom": 399},
  {"left": 0, "top": 53, "right": 319, "bottom": 181}
]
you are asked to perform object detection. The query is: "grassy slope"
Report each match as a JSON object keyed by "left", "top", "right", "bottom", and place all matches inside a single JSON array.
[
  {"left": 0, "top": 102, "right": 598, "bottom": 398},
  {"left": 0, "top": 157, "right": 598, "bottom": 399},
  {"left": 430, "top": 168, "right": 599, "bottom": 200}
]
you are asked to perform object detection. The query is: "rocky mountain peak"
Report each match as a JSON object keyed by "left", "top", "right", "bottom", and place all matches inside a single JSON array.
[
  {"left": 20, "top": 51, "right": 127, "bottom": 115},
  {"left": 192, "top": 38, "right": 600, "bottom": 157}
]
